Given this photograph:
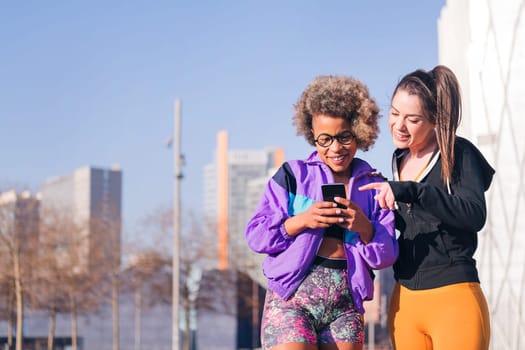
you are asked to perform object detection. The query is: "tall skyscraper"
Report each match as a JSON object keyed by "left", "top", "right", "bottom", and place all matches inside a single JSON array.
[
  {"left": 439, "top": 1, "right": 525, "bottom": 348},
  {"left": 204, "top": 131, "right": 285, "bottom": 272},
  {"left": 40, "top": 165, "right": 122, "bottom": 271}
]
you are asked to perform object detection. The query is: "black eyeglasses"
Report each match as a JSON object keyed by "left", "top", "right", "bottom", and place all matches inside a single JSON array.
[{"left": 314, "top": 131, "right": 354, "bottom": 148}]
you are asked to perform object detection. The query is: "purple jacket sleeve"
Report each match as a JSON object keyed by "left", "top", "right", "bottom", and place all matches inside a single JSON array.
[
  {"left": 348, "top": 174, "right": 398, "bottom": 270},
  {"left": 245, "top": 178, "right": 295, "bottom": 255},
  {"left": 355, "top": 204, "right": 397, "bottom": 269}
]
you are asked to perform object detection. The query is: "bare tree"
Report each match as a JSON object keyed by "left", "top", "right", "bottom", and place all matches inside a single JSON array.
[
  {"left": 194, "top": 214, "right": 266, "bottom": 350},
  {"left": 124, "top": 203, "right": 264, "bottom": 350},
  {"left": 131, "top": 206, "right": 219, "bottom": 350},
  {"left": 89, "top": 206, "right": 122, "bottom": 350},
  {"left": 0, "top": 258, "right": 15, "bottom": 349},
  {"left": 120, "top": 249, "right": 171, "bottom": 350},
  {"left": 64, "top": 231, "right": 105, "bottom": 350},
  {"left": 120, "top": 206, "right": 174, "bottom": 350},
  {"left": 33, "top": 205, "right": 82, "bottom": 350},
  {"left": 37, "top": 195, "right": 121, "bottom": 350},
  {"left": 0, "top": 190, "right": 39, "bottom": 350},
  {"left": 181, "top": 211, "right": 263, "bottom": 350},
  {"left": 42, "top": 213, "right": 105, "bottom": 350}
]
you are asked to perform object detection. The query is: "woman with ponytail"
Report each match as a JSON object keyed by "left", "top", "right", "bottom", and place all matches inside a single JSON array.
[{"left": 359, "top": 65, "right": 494, "bottom": 349}]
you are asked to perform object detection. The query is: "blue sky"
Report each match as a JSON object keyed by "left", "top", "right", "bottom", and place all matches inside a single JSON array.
[{"left": 0, "top": 1, "right": 446, "bottom": 237}]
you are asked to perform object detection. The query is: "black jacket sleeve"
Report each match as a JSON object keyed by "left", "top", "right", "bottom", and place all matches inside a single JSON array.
[{"left": 389, "top": 138, "right": 495, "bottom": 232}]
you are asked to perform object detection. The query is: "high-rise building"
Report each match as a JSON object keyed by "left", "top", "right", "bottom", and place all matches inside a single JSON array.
[
  {"left": 204, "top": 130, "right": 285, "bottom": 272},
  {"left": 40, "top": 165, "right": 122, "bottom": 271},
  {"left": 438, "top": 1, "right": 525, "bottom": 348}
]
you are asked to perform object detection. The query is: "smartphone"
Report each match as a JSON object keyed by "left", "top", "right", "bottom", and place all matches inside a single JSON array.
[{"left": 321, "top": 183, "right": 347, "bottom": 208}]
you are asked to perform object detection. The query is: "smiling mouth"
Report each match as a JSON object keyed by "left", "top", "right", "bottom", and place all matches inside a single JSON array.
[
  {"left": 330, "top": 155, "right": 346, "bottom": 161},
  {"left": 394, "top": 132, "right": 409, "bottom": 141}
]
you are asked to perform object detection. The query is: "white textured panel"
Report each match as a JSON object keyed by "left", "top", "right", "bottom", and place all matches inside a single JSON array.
[{"left": 441, "top": 0, "right": 525, "bottom": 348}]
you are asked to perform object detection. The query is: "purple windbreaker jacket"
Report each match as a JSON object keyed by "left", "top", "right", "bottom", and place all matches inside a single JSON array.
[{"left": 245, "top": 151, "right": 398, "bottom": 313}]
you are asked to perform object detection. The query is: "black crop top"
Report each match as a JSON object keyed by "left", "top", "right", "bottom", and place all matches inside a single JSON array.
[{"left": 324, "top": 225, "right": 344, "bottom": 240}]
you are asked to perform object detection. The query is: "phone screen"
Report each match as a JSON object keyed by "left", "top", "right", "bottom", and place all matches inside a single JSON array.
[{"left": 321, "top": 183, "right": 347, "bottom": 209}]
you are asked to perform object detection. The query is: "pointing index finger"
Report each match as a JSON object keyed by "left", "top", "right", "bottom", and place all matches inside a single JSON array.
[{"left": 358, "top": 183, "right": 381, "bottom": 191}]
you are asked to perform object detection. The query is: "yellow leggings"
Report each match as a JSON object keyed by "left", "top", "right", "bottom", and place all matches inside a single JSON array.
[{"left": 388, "top": 282, "right": 490, "bottom": 350}]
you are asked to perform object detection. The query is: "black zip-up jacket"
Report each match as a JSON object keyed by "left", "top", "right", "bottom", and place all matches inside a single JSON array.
[{"left": 389, "top": 136, "right": 495, "bottom": 290}]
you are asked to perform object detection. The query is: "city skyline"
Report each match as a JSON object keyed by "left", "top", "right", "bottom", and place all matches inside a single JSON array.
[{"left": 0, "top": 1, "right": 446, "bottom": 241}]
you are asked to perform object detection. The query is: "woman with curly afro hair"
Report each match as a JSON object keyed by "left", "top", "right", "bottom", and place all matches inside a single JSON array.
[{"left": 246, "top": 75, "right": 398, "bottom": 350}]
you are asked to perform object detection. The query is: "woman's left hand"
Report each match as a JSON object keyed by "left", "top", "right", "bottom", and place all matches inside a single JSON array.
[{"left": 333, "top": 197, "right": 374, "bottom": 244}]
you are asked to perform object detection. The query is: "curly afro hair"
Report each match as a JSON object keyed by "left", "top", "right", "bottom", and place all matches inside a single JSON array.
[{"left": 293, "top": 75, "right": 380, "bottom": 151}]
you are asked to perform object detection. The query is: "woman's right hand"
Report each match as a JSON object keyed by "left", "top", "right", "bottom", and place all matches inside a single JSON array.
[
  {"left": 359, "top": 182, "right": 396, "bottom": 210},
  {"left": 284, "top": 201, "right": 343, "bottom": 237}
]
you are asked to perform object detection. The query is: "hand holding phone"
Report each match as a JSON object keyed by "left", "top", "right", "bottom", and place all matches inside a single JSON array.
[{"left": 321, "top": 183, "right": 347, "bottom": 209}]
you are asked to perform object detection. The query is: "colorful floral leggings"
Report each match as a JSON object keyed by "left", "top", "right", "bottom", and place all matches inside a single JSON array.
[{"left": 261, "top": 261, "right": 364, "bottom": 349}]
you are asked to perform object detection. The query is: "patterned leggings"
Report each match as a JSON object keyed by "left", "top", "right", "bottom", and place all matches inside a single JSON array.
[{"left": 261, "top": 258, "right": 364, "bottom": 349}]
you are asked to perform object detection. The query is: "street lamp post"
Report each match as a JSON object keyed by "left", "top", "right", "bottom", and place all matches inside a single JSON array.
[{"left": 172, "top": 98, "right": 182, "bottom": 350}]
